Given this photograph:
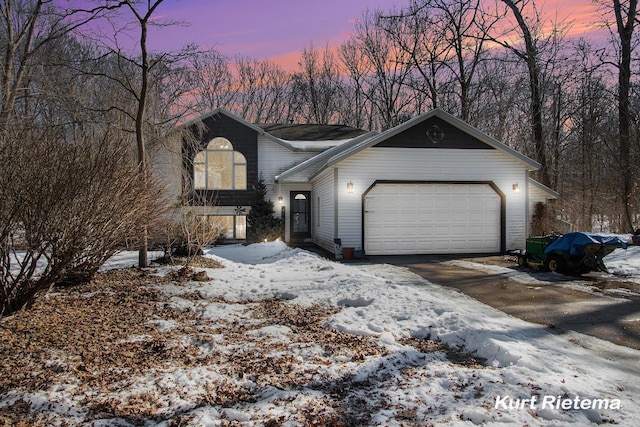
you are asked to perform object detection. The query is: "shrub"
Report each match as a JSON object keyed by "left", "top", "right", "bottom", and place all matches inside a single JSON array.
[
  {"left": 0, "top": 128, "right": 168, "bottom": 316},
  {"left": 165, "top": 208, "right": 224, "bottom": 260},
  {"left": 246, "top": 177, "right": 283, "bottom": 242}
]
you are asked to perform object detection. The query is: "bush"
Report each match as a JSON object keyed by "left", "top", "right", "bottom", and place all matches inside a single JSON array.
[
  {"left": 0, "top": 128, "right": 168, "bottom": 316},
  {"left": 165, "top": 208, "right": 224, "bottom": 260},
  {"left": 246, "top": 177, "right": 283, "bottom": 242}
]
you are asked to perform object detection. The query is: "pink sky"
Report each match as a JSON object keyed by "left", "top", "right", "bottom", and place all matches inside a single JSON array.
[
  {"left": 143, "top": 0, "right": 603, "bottom": 69},
  {"left": 147, "top": 0, "right": 394, "bottom": 61}
]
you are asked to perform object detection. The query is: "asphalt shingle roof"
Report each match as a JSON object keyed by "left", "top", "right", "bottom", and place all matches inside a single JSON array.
[{"left": 256, "top": 123, "right": 369, "bottom": 141}]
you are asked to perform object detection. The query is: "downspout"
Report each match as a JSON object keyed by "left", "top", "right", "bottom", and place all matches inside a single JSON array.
[
  {"left": 525, "top": 173, "right": 530, "bottom": 240},
  {"left": 334, "top": 168, "right": 339, "bottom": 239}
]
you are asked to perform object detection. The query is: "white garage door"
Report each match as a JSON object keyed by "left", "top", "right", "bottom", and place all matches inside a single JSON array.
[{"left": 364, "top": 183, "right": 501, "bottom": 255}]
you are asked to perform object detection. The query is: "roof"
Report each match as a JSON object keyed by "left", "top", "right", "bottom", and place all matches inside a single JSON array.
[
  {"left": 178, "top": 108, "right": 267, "bottom": 135},
  {"left": 275, "top": 130, "right": 379, "bottom": 181},
  {"left": 529, "top": 178, "right": 560, "bottom": 199},
  {"left": 179, "top": 108, "right": 368, "bottom": 152},
  {"left": 257, "top": 123, "right": 369, "bottom": 141},
  {"left": 325, "top": 109, "right": 541, "bottom": 171},
  {"left": 277, "top": 108, "right": 542, "bottom": 182}
]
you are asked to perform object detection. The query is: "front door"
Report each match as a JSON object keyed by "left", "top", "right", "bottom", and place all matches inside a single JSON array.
[{"left": 291, "top": 191, "right": 311, "bottom": 240}]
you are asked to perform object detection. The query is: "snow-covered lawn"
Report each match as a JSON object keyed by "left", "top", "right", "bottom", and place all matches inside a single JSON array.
[{"left": 1, "top": 242, "right": 639, "bottom": 426}]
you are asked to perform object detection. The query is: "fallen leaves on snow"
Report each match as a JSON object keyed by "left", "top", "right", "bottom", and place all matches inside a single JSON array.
[{"left": 0, "top": 267, "right": 488, "bottom": 426}]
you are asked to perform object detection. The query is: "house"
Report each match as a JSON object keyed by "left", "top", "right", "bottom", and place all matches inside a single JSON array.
[{"left": 152, "top": 108, "right": 558, "bottom": 255}]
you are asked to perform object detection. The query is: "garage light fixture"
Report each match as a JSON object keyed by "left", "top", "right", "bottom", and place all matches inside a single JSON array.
[
  {"left": 512, "top": 183, "right": 520, "bottom": 194},
  {"left": 347, "top": 181, "right": 354, "bottom": 193},
  {"left": 277, "top": 196, "right": 283, "bottom": 204}
]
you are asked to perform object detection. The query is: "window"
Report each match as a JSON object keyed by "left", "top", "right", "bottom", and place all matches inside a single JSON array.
[
  {"left": 205, "top": 215, "right": 246, "bottom": 240},
  {"left": 194, "top": 137, "right": 247, "bottom": 190}
]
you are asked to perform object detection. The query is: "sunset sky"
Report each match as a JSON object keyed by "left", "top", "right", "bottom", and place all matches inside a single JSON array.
[{"left": 138, "top": 0, "right": 604, "bottom": 69}]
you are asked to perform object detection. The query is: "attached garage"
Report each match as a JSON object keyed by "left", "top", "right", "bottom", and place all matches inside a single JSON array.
[
  {"left": 364, "top": 182, "right": 504, "bottom": 255},
  {"left": 276, "top": 109, "right": 556, "bottom": 256}
]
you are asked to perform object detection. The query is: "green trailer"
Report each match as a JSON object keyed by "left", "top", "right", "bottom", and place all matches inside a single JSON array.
[
  {"left": 517, "top": 232, "right": 627, "bottom": 275},
  {"left": 518, "top": 234, "right": 559, "bottom": 271}
]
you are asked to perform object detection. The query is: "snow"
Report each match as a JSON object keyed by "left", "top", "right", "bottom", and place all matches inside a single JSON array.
[
  {"left": 283, "top": 138, "right": 353, "bottom": 151},
  {"left": 605, "top": 245, "right": 640, "bottom": 277},
  {"left": 195, "top": 242, "right": 640, "bottom": 425},
  {"left": 170, "top": 242, "right": 640, "bottom": 424},
  {"left": 6, "top": 241, "right": 640, "bottom": 425}
]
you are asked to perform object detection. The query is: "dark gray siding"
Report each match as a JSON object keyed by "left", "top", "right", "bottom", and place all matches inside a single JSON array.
[{"left": 183, "top": 112, "right": 259, "bottom": 206}]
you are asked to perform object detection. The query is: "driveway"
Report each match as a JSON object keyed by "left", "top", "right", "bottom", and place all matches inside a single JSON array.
[{"left": 367, "top": 254, "right": 640, "bottom": 350}]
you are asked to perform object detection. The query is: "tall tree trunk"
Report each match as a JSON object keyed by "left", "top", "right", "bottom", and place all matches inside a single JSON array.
[
  {"left": 136, "top": 9, "right": 149, "bottom": 268},
  {"left": 125, "top": 0, "right": 164, "bottom": 267},
  {"left": 613, "top": 0, "right": 636, "bottom": 232},
  {"left": 501, "top": 0, "right": 550, "bottom": 187}
]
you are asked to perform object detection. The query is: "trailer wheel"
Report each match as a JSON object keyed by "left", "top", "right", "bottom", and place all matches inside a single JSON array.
[{"left": 545, "top": 255, "right": 565, "bottom": 273}]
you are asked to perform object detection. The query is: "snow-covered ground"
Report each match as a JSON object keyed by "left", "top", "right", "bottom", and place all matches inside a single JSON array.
[
  {"left": 4, "top": 242, "right": 640, "bottom": 425},
  {"left": 165, "top": 243, "right": 639, "bottom": 425}
]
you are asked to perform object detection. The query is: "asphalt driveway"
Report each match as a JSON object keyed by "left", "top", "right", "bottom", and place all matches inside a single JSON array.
[{"left": 367, "top": 254, "right": 640, "bottom": 350}]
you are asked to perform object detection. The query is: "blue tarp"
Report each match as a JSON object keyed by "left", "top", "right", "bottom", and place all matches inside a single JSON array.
[{"left": 544, "top": 232, "right": 628, "bottom": 256}]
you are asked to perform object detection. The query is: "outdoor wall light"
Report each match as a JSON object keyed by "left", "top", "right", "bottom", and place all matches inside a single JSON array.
[
  {"left": 347, "top": 181, "right": 354, "bottom": 193},
  {"left": 277, "top": 196, "right": 283, "bottom": 204},
  {"left": 512, "top": 183, "right": 520, "bottom": 194}
]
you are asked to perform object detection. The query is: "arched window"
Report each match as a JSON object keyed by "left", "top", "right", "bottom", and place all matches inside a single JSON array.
[{"left": 194, "top": 137, "right": 247, "bottom": 190}]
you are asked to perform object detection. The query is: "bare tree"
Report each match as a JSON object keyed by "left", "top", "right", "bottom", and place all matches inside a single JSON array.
[
  {"left": 349, "top": 10, "right": 416, "bottom": 130},
  {"left": 291, "top": 44, "right": 343, "bottom": 124},
  {"left": 121, "top": 0, "right": 164, "bottom": 268},
  {"left": 0, "top": 0, "right": 122, "bottom": 133},
  {"left": 85, "top": 0, "right": 197, "bottom": 266},
  {"left": 472, "top": 51, "right": 529, "bottom": 143},
  {"left": 338, "top": 39, "right": 372, "bottom": 128},
  {"left": 377, "top": 2, "right": 448, "bottom": 113},
  {"left": 233, "top": 56, "right": 292, "bottom": 123},
  {"left": 609, "top": 0, "right": 638, "bottom": 232},
  {"left": 185, "top": 48, "right": 236, "bottom": 116},
  {"left": 380, "top": 0, "right": 497, "bottom": 122},
  {"left": 496, "top": 0, "right": 547, "bottom": 183},
  {"left": 485, "top": 0, "right": 569, "bottom": 187},
  {"left": 438, "top": 0, "right": 495, "bottom": 122},
  {"left": 561, "top": 41, "right": 614, "bottom": 230}
]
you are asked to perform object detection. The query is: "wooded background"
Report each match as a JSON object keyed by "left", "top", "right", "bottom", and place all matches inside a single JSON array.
[{"left": 1, "top": 0, "right": 639, "bottom": 234}]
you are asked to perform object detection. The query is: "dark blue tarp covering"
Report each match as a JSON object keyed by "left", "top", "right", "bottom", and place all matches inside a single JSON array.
[{"left": 544, "top": 232, "right": 628, "bottom": 256}]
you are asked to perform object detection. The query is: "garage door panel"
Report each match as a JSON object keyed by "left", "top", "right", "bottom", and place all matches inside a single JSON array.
[
  {"left": 451, "top": 212, "right": 468, "bottom": 222},
  {"left": 434, "top": 199, "right": 451, "bottom": 209},
  {"left": 415, "top": 225, "right": 434, "bottom": 235},
  {"left": 451, "top": 199, "right": 469, "bottom": 210},
  {"left": 365, "top": 183, "right": 501, "bottom": 255}
]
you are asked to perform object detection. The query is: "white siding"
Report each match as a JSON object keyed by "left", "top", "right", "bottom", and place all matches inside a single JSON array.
[
  {"left": 150, "top": 135, "right": 183, "bottom": 204},
  {"left": 258, "top": 136, "right": 318, "bottom": 198},
  {"left": 321, "top": 147, "right": 530, "bottom": 252},
  {"left": 311, "top": 169, "right": 335, "bottom": 251},
  {"left": 258, "top": 136, "right": 321, "bottom": 242}
]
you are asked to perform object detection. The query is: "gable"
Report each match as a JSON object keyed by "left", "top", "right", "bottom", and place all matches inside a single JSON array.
[
  {"left": 322, "top": 109, "right": 540, "bottom": 172},
  {"left": 186, "top": 112, "right": 259, "bottom": 178},
  {"left": 374, "top": 116, "right": 493, "bottom": 150},
  {"left": 183, "top": 112, "right": 259, "bottom": 206}
]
